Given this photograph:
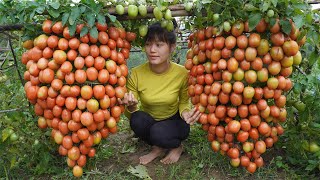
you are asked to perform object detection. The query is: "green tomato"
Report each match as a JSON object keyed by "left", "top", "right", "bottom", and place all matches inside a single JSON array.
[
  {"left": 267, "top": 9, "right": 274, "bottom": 18},
  {"left": 115, "top": 4, "right": 125, "bottom": 15},
  {"left": 184, "top": 2, "right": 193, "bottom": 11},
  {"left": 310, "top": 142, "right": 320, "bottom": 153},
  {"left": 10, "top": 133, "right": 18, "bottom": 142},
  {"left": 166, "top": 20, "right": 174, "bottom": 31},
  {"left": 293, "top": 86, "right": 300, "bottom": 95},
  {"left": 128, "top": 5, "right": 138, "bottom": 18},
  {"left": 138, "top": 5, "right": 147, "bottom": 17},
  {"left": 153, "top": 7, "right": 163, "bottom": 20},
  {"left": 7, "top": 129, "right": 14, "bottom": 135},
  {"left": 164, "top": 9, "right": 172, "bottom": 20},
  {"left": 139, "top": 25, "right": 148, "bottom": 37},
  {"left": 286, "top": 100, "right": 295, "bottom": 106},
  {"left": 294, "top": 101, "right": 306, "bottom": 112},
  {"left": 161, "top": 19, "right": 169, "bottom": 28},
  {"left": 293, "top": 51, "right": 302, "bottom": 65},
  {"left": 213, "top": 13, "right": 220, "bottom": 22},
  {"left": 302, "top": 140, "right": 310, "bottom": 151},
  {"left": 223, "top": 21, "right": 231, "bottom": 32}
]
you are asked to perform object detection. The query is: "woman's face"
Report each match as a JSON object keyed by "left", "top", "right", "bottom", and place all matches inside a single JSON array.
[{"left": 145, "top": 40, "right": 175, "bottom": 66}]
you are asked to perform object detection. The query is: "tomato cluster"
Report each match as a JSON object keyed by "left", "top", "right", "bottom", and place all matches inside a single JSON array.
[
  {"left": 21, "top": 20, "right": 136, "bottom": 177},
  {"left": 185, "top": 19, "right": 305, "bottom": 173}
]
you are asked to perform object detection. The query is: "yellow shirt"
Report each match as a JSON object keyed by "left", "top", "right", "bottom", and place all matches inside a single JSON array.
[{"left": 125, "top": 61, "right": 191, "bottom": 120}]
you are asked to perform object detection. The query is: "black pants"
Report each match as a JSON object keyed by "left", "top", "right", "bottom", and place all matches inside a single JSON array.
[{"left": 130, "top": 111, "right": 190, "bottom": 149}]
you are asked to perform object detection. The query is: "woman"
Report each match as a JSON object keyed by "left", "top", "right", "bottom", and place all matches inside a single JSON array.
[{"left": 118, "top": 21, "right": 201, "bottom": 165}]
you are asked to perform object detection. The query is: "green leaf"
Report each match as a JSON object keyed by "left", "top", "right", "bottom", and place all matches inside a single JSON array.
[
  {"left": 306, "top": 13, "right": 312, "bottom": 24},
  {"left": 1, "top": 128, "right": 12, "bottom": 142},
  {"left": 10, "top": 156, "right": 17, "bottom": 168},
  {"left": 69, "top": 23, "right": 76, "bottom": 37},
  {"left": 271, "top": 0, "right": 278, "bottom": 7},
  {"left": 48, "top": 9, "right": 60, "bottom": 18},
  {"left": 49, "top": 1, "right": 60, "bottom": 10},
  {"left": 244, "top": 4, "right": 258, "bottom": 11},
  {"left": 80, "top": 26, "right": 88, "bottom": 37},
  {"left": 305, "top": 160, "right": 318, "bottom": 171},
  {"left": 311, "top": 123, "right": 320, "bottom": 128},
  {"left": 293, "top": 15, "right": 304, "bottom": 29},
  {"left": 279, "top": 19, "right": 291, "bottom": 35},
  {"left": 35, "top": 6, "right": 45, "bottom": 14},
  {"left": 202, "top": 0, "right": 212, "bottom": 4},
  {"left": 29, "top": 9, "right": 36, "bottom": 20},
  {"left": 308, "top": 51, "right": 318, "bottom": 66},
  {"left": 97, "top": 14, "right": 106, "bottom": 25},
  {"left": 107, "top": 14, "right": 117, "bottom": 23},
  {"left": 262, "top": 1, "right": 271, "bottom": 12},
  {"left": 248, "top": 13, "right": 262, "bottom": 31},
  {"left": 127, "top": 165, "right": 152, "bottom": 180},
  {"left": 69, "top": 7, "right": 80, "bottom": 25},
  {"left": 89, "top": 26, "right": 98, "bottom": 39},
  {"left": 79, "top": 6, "right": 86, "bottom": 13},
  {"left": 61, "top": 13, "right": 70, "bottom": 26},
  {"left": 86, "top": 14, "right": 95, "bottom": 28}
]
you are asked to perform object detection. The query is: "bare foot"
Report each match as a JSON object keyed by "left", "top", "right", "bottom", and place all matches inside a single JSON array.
[
  {"left": 139, "top": 146, "right": 164, "bottom": 165},
  {"left": 160, "top": 145, "right": 183, "bottom": 164}
]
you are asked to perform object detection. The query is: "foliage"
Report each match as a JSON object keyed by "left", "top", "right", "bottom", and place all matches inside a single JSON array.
[{"left": 0, "top": 0, "right": 320, "bottom": 178}]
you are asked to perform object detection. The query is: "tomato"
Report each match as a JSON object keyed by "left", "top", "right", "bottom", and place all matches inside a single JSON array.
[
  {"left": 139, "top": 25, "right": 148, "bottom": 37},
  {"left": 126, "top": 32, "right": 136, "bottom": 42},
  {"left": 153, "top": 7, "right": 163, "bottom": 20},
  {"left": 73, "top": 165, "right": 83, "bottom": 177},
  {"left": 184, "top": 2, "right": 193, "bottom": 11},
  {"left": 246, "top": 162, "right": 257, "bottom": 173},
  {"left": 294, "top": 101, "right": 306, "bottom": 112},
  {"left": 223, "top": 21, "right": 231, "bottom": 32},
  {"left": 128, "top": 5, "right": 138, "bottom": 18},
  {"left": 164, "top": 9, "right": 172, "bottom": 20},
  {"left": 115, "top": 4, "right": 125, "bottom": 15},
  {"left": 138, "top": 5, "right": 147, "bottom": 16},
  {"left": 228, "top": 120, "right": 241, "bottom": 134}
]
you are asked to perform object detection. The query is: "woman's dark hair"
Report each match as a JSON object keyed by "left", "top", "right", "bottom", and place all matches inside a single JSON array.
[{"left": 145, "top": 19, "right": 177, "bottom": 45}]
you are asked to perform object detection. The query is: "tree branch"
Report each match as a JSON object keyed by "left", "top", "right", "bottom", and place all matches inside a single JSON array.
[
  {"left": 8, "top": 35, "right": 24, "bottom": 86},
  {"left": 294, "top": 65, "right": 307, "bottom": 76},
  {"left": 0, "top": 108, "right": 23, "bottom": 113}
]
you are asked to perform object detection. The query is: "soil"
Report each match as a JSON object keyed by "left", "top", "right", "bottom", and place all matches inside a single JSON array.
[{"left": 96, "top": 130, "right": 230, "bottom": 180}]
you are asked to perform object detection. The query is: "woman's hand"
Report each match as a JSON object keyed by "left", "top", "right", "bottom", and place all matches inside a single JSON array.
[
  {"left": 118, "top": 91, "right": 138, "bottom": 111},
  {"left": 181, "top": 107, "right": 201, "bottom": 125}
]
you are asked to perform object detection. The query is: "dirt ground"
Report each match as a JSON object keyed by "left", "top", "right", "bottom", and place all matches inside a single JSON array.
[{"left": 96, "top": 130, "right": 232, "bottom": 180}]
